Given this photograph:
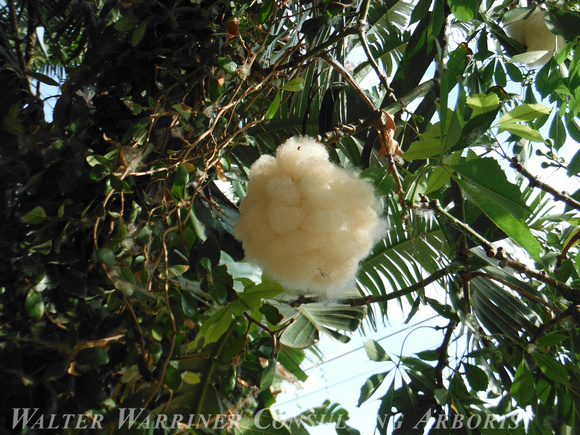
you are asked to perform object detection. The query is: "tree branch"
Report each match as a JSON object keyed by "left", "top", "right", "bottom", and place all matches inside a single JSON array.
[
  {"left": 424, "top": 195, "right": 580, "bottom": 304},
  {"left": 495, "top": 247, "right": 580, "bottom": 304},
  {"left": 7, "top": 0, "right": 27, "bottom": 75},
  {"left": 510, "top": 156, "right": 580, "bottom": 212},
  {"left": 424, "top": 196, "right": 497, "bottom": 258},
  {"left": 435, "top": 320, "right": 457, "bottom": 388},
  {"left": 288, "top": 266, "right": 450, "bottom": 307},
  {"left": 317, "top": 109, "right": 382, "bottom": 144},
  {"left": 322, "top": 53, "right": 375, "bottom": 111}
]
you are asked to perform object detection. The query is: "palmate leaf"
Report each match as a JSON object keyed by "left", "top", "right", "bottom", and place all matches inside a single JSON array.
[
  {"left": 470, "top": 276, "right": 541, "bottom": 341},
  {"left": 279, "top": 303, "right": 367, "bottom": 349},
  {"left": 357, "top": 196, "right": 450, "bottom": 323}
]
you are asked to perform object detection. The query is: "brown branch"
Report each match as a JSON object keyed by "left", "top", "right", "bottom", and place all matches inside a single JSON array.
[
  {"left": 556, "top": 229, "right": 580, "bottom": 272},
  {"left": 435, "top": 320, "right": 457, "bottom": 389},
  {"left": 423, "top": 195, "right": 580, "bottom": 304},
  {"left": 317, "top": 109, "right": 383, "bottom": 144},
  {"left": 288, "top": 266, "right": 450, "bottom": 307},
  {"left": 529, "top": 304, "right": 577, "bottom": 345},
  {"left": 322, "top": 53, "right": 375, "bottom": 111},
  {"left": 510, "top": 156, "right": 580, "bottom": 212},
  {"left": 7, "top": 0, "right": 27, "bottom": 76},
  {"left": 143, "top": 227, "right": 179, "bottom": 409},
  {"left": 424, "top": 195, "right": 497, "bottom": 258},
  {"left": 495, "top": 247, "right": 580, "bottom": 304}
]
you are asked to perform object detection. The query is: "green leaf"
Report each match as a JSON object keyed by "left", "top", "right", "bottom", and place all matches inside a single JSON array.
[
  {"left": 114, "top": 14, "right": 139, "bottom": 31},
  {"left": 165, "top": 364, "right": 182, "bottom": 390},
  {"left": 535, "top": 59, "right": 559, "bottom": 99},
  {"left": 281, "top": 77, "right": 305, "bottom": 92},
  {"left": 532, "top": 352, "right": 569, "bottom": 384},
  {"left": 278, "top": 347, "right": 308, "bottom": 382},
  {"left": 463, "top": 363, "right": 488, "bottom": 392},
  {"left": 235, "top": 282, "right": 285, "bottom": 314},
  {"left": 265, "top": 91, "right": 281, "bottom": 120},
  {"left": 281, "top": 304, "right": 365, "bottom": 349},
  {"left": 364, "top": 339, "right": 392, "bottom": 362},
  {"left": 402, "top": 139, "right": 441, "bottom": 161},
  {"left": 280, "top": 313, "right": 319, "bottom": 348},
  {"left": 183, "top": 372, "right": 200, "bottom": 385},
  {"left": 545, "top": 8, "right": 580, "bottom": 41},
  {"left": 132, "top": 20, "right": 147, "bottom": 46},
  {"left": 535, "top": 333, "right": 567, "bottom": 347},
  {"left": 451, "top": 176, "right": 542, "bottom": 263},
  {"left": 499, "top": 122, "right": 545, "bottom": 143},
  {"left": 260, "top": 303, "right": 282, "bottom": 325},
  {"left": 75, "top": 347, "right": 110, "bottom": 367},
  {"left": 259, "top": 0, "right": 275, "bottom": 23},
  {"left": 451, "top": 158, "right": 530, "bottom": 220},
  {"left": 568, "top": 149, "right": 580, "bottom": 176},
  {"left": 511, "top": 359, "right": 535, "bottom": 404},
  {"left": 26, "top": 290, "right": 45, "bottom": 319},
  {"left": 447, "top": 0, "right": 477, "bottom": 21},
  {"left": 434, "top": 388, "right": 449, "bottom": 405},
  {"left": 20, "top": 206, "right": 47, "bottom": 224},
  {"left": 191, "top": 305, "right": 235, "bottom": 349},
  {"left": 217, "top": 57, "right": 238, "bottom": 73},
  {"left": 549, "top": 114, "right": 566, "bottom": 150},
  {"left": 260, "top": 358, "right": 277, "bottom": 391},
  {"left": 96, "top": 248, "right": 116, "bottom": 265},
  {"left": 172, "top": 103, "right": 193, "bottom": 121},
  {"left": 358, "top": 371, "right": 389, "bottom": 406},
  {"left": 27, "top": 71, "right": 60, "bottom": 87},
  {"left": 171, "top": 164, "right": 189, "bottom": 202},
  {"left": 497, "top": 103, "right": 551, "bottom": 125},
  {"left": 466, "top": 93, "right": 500, "bottom": 116},
  {"left": 425, "top": 166, "right": 450, "bottom": 194}
]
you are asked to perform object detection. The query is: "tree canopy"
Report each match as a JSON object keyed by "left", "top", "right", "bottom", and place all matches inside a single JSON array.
[{"left": 1, "top": 0, "right": 580, "bottom": 433}]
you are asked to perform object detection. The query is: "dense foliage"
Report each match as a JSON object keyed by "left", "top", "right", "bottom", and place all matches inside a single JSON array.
[{"left": 1, "top": 0, "right": 580, "bottom": 433}]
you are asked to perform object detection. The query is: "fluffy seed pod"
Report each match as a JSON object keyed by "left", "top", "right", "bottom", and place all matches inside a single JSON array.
[
  {"left": 505, "top": 8, "right": 564, "bottom": 68},
  {"left": 234, "top": 136, "right": 387, "bottom": 297}
]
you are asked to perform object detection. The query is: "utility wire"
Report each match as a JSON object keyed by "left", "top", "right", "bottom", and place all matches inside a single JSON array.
[
  {"left": 276, "top": 315, "right": 440, "bottom": 407},
  {"left": 302, "top": 314, "right": 439, "bottom": 372}
]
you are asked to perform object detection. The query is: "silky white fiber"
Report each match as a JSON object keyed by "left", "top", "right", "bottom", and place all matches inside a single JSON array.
[
  {"left": 234, "top": 136, "right": 386, "bottom": 296},
  {"left": 505, "top": 8, "right": 564, "bottom": 68}
]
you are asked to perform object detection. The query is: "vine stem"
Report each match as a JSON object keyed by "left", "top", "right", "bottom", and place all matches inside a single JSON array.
[{"left": 142, "top": 227, "right": 179, "bottom": 409}]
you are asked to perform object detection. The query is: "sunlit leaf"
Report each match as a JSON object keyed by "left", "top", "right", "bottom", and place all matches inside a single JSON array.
[
  {"left": 364, "top": 339, "right": 391, "bottom": 362},
  {"left": 281, "top": 77, "right": 305, "bottom": 92},
  {"left": 358, "top": 371, "right": 389, "bottom": 406},
  {"left": 265, "top": 91, "right": 281, "bottom": 120},
  {"left": 511, "top": 359, "right": 535, "bottom": 405},
  {"left": 499, "top": 122, "right": 545, "bottom": 143},
  {"left": 532, "top": 352, "right": 569, "bottom": 384},
  {"left": 497, "top": 103, "right": 551, "bottom": 124}
]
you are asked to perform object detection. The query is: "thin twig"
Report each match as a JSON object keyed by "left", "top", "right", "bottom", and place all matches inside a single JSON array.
[
  {"left": 424, "top": 195, "right": 497, "bottom": 258},
  {"left": 317, "top": 109, "right": 382, "bottom": 144},
  {"left": 143, "top": 227, "right": 179, "bottom": 408}
]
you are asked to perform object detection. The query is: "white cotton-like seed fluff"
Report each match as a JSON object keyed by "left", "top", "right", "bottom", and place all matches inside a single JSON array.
[
  {"left": 505, "top": 8, "right": 564, "bottom": 68},
  {"left": 234, "top": 136, "right": 386, "bottom": 297}
]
